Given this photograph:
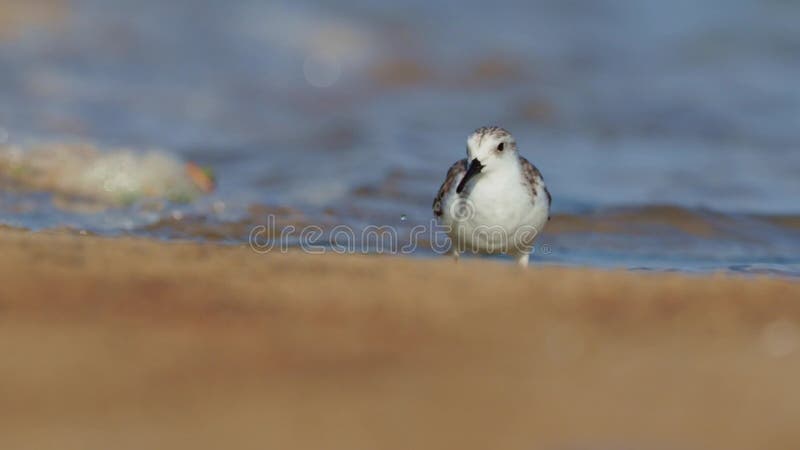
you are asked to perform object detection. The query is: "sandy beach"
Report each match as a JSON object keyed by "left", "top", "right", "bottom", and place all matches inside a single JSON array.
[
  {"left": 0, "top": 228, "right": 798, "bottom": 449},
  {"left": 2, "top": 0, "right": 800, "bottom": 448}
]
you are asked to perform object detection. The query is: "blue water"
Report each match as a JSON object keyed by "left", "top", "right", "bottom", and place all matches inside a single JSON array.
[{"left": 0, "top": 0, "right": 799, "bottom": 275}]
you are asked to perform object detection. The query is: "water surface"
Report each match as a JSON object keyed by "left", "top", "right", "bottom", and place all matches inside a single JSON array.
[{"left": 1, "top": 0, "right": 799, "bottom": 275}]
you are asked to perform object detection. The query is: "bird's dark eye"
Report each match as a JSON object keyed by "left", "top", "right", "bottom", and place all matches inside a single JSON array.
[{"left": 497, "top": 142, "right": 505, "bottom": 151}]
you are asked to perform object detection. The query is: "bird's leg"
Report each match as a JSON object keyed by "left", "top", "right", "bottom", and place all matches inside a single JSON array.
[
  {"left": 515, "top": 252, "right": 530, "bottom": 268},
  {"left": 451, "top": 249, "right": 460, "bottom": 263}
]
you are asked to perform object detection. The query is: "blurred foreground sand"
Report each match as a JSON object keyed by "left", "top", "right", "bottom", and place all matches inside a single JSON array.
[{"left": 1, "top": 228, "right": 799, "bottom": 450}]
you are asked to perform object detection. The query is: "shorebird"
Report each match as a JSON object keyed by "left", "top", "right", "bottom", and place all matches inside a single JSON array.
[{"left": 433, "top": 126, "right": 551, "bottom": 267}]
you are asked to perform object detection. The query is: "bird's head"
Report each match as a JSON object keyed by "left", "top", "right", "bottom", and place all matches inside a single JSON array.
[{"left": 457, "top": 126, "right": 517, "bottom": 193}]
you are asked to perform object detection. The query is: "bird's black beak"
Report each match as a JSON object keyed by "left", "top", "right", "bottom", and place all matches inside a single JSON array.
[{"left": 456, "top": 159, "right": 484, "bottom": 194}]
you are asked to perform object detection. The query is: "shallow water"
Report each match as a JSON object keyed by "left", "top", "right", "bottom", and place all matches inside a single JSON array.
[{"left": 0, "top": 0, "right": 799, "bottom": 276}]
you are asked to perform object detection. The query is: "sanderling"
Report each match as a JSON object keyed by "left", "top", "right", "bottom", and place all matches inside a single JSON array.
[{"left": 433, "top": 126, "right": 551, "bottom": 267}]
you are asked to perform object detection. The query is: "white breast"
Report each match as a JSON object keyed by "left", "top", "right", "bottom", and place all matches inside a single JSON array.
[{"left": 441, "top": 165, "right": 549, "bottom": 255}]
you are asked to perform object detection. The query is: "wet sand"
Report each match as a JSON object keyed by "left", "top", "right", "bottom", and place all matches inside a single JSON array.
[
  {"left": 0, "top": 0, "right": 66, "bottom": 40},
  {"left": 1, "top": 228, "right": 799, "bottom": 450}
]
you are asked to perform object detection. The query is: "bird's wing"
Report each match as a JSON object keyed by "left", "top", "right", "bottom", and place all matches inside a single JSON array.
[
  {"left": 519, "top": 156, "right": 551, "bottom": 219},
  {"left": 432, "top": 158, "right": 467, "bottom": 217}
]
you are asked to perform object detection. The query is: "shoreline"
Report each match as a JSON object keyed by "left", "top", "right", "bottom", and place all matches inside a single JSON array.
[
  {"left": 4, "top": 198, "right": 800, "bottom": 277},
  {"left": 1, "top": 229, "right": 800, "bottom": 449}
]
